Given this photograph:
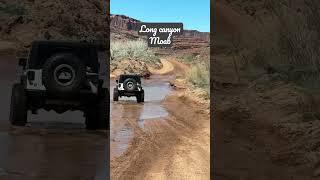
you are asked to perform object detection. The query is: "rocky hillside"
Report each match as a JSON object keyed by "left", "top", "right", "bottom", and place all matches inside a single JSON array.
[
  {"left": 110, "top": 14, "right": 209, "bottom": 41},
  {"left": 0, "top": 1, "right": 208, "bottom": 54},
  {"left": 0, "top": 0, "right": 109, "bottom": 51},
  {"left": 110, "top": 14, "right": 210, "bottom": 52}
]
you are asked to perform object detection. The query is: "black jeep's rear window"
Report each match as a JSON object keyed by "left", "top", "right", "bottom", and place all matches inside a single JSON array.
[
  {"left": 28, "top": 41, "right": 100, "bottom": 70},
  {"left": 119, "top": 75, "right": 141, "bottom": 83}
]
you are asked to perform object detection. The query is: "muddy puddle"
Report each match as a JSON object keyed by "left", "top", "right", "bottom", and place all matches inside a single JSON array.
[
  {"left": 110, "top": 75, "right": 173, "bottom": 159},
  {"left": 0, "top": 130, "right": 109, "bottom": 179},
  {"left": 0, "top": 54, "right": 173, "bottom": 178},
  {"left": 0, "top": 109, "right": 109, "bottom": 180}
]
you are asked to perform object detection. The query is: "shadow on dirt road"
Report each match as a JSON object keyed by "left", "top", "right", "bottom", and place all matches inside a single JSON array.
[{"left": 0, "top": 55, "right": 108, "bottom": 180}]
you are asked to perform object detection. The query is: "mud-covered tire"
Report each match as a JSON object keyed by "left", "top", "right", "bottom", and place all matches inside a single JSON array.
[
  {"left": 136, "top": 91, "right": 144, "bottom": 103},
  {"left": 42, "top": 53, "right": 86, "bottom": 96},
  {"left": 123, "top": 78, "right": 137, "bottom": 92},
  {"left": 9, "top": 83, "right": 28, "bottom": 126},
  {"left": 141, "top": 90, "right": 145, "bottom": 102},
  {"left": 85, "top": 95, "right": 110, "bottom": 130},
  {"left": 113, "top": 88, "right": 119, "bottom": 101}
]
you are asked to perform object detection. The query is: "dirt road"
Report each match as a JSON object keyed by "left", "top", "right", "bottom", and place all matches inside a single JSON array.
[
  {"left": 0, "top": 54, "right": 108, "bottom": 180},
  {"left": 111, "top": 59, "right": 210, "bottom": 179},
  {"left": 0, "top": 54, "right": 209, "bottom": 179}
]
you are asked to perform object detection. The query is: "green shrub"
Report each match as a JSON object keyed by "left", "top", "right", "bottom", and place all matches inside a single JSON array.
[
  {"left": 230, "top": 0, "right": 320, "bottom": 89},
  {"left": 179, "top": 55, "right": 195, "bottom": 63},
  {"left": 111, "top": 40, "right": 159, "bottom": 63},
  {"left": 186, "top": 63, "right": 210, "bottom": 93}
]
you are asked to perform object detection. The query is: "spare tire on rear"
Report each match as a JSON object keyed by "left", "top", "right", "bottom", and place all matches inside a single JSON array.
[
  {"left": 42, "top": 53, "right": 86, "bottom": 95},
  {"left": 123, "top": 78, "right": 137, "bottom": 92}
]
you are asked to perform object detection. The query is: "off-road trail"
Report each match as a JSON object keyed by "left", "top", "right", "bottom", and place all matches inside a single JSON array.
[
  {"left": 148, "top": 58, "right": 189, "bottom": 76},
  {"left": 0, "top": 52, "right": 209, "bottom": 180},
  {"left": 111, "top": 58, "right": 210, "bottom": 180},
  {"left": 147, "top": 59, "right": 174, "bottom": 75}
]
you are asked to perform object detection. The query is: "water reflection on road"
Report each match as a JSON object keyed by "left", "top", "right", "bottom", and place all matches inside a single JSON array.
[{"left": 110, "top": 75, "right": 173, "bottom": 159}]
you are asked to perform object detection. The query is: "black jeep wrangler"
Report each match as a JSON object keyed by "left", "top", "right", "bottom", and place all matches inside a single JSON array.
[
  {"left": 10, "top": 40, "right": 109, "bottom": 130},
  {"left": 113, "top": 74, "right": 144, "bottom": 103}
]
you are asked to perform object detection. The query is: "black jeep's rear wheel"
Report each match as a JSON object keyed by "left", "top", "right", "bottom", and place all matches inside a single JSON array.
[
  {"left": 113, "top": 88, "right": 119, "bottom": 101},
  {"left": 42, "top": 53, "right": 86, "bottom": 96},
  {"left": 141, "top": 90, "right": 145, "bottom": 102},
  {"left": 85, "top": 96, "right": 110, "bottom": 130},
  {"left": 136, "top": 90, "right": 144, "bottom": 103},
  {"left": 10, "top": 83, "right": 28, "bottom": 126}
]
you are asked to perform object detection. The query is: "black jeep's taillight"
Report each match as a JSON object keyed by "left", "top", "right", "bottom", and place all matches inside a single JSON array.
[{"left": 27, "top": 71, "right": 35, "bottom": 81}]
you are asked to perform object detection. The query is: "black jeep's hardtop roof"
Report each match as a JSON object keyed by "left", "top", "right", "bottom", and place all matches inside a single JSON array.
[
  {"left": 119, "top": 74, "right": 141, "bottom": 83},
  {"left": 31, "top": 40, "right": 107, "bottom": 50},
  {"left": 27, "top": 40, "right": 108, "bottom": 70}
]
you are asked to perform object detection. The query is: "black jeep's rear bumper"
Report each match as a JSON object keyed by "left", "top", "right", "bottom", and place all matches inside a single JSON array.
[
  {"left": 26, "top": 88, "right": 109, "bottom": 113},
  {"left": 118, "top": 90, "right": 142, "bottom": 97}
]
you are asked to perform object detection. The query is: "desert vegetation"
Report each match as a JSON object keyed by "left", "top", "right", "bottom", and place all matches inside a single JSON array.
[
  {"left": 177, "top": 53, "right": 210, "bottom": 97},
  {"left": 186, "top": 61, "right": 210, "bottom": 93},
  {"left": 110, "top": 40, "right": 161, "bottom": 76},
  {"left": 213, "top": 1, "right": 320, "bottom": 176},
  {"left": 231, "top": 0, "right": 320, "bottom": 89},
  {"left": 111, "top": 40, "right": 159, "bottom": 63}
]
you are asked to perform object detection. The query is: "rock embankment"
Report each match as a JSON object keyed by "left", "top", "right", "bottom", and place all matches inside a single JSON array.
[{"left": 0, "top": 0, "right": 109, "bottom": 51}]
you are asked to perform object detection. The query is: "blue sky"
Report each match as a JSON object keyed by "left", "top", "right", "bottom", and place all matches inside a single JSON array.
[{"left": 110, "top": 0, "right": 210, "bottom": 32}]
